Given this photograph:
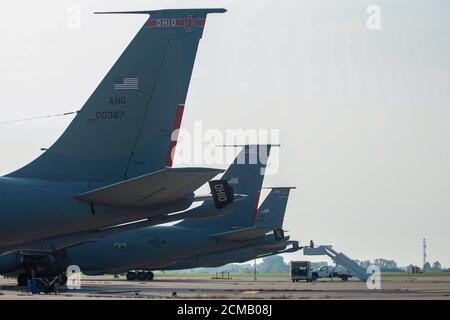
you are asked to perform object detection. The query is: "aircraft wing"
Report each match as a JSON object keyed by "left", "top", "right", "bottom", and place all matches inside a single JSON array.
[
  {"left": 76, "top": 167, "right": 223, "bottom": 207},
  {"left": 210, "top": 227, "right": 274, "bottom": 241}
]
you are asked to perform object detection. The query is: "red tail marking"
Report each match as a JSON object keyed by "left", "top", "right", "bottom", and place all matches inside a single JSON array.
[
  {"left": 166, "top": 104, "right": 185, "bottom": 167},
  {"left": 147, "top": 17, "right": 207, "bottom": 31},
  {"left": 196, "top": 18, "right": 207, "bottom": 27},
  {"left": 252, "top": 191, "right": 261, "bottom": 223}
]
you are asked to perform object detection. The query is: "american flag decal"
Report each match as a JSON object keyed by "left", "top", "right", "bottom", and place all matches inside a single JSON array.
[{"left": 114, "top": 77, "right": 139, "bottom": 90}]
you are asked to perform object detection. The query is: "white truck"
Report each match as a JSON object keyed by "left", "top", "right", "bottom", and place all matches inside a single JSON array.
[{"left": 312, "top": 265, "right": 352, "bottom": 281}]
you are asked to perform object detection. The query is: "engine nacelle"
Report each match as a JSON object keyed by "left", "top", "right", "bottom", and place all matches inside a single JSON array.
[{"left": 0, "top": 252, "right": 24, "bottom": 275}]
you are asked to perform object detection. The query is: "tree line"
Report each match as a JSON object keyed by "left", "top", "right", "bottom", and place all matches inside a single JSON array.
[{"left": 163, "top": 256, "right": 449, "bottom": 274}]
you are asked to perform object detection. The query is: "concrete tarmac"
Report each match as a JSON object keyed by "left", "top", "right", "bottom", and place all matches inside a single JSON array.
[{"left": 1, "top": 275, "right": 450, "bottom": 300}]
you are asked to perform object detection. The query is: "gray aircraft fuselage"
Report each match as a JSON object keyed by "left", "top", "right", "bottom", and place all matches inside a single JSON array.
[
  {"left": 0, "top": 177, "right": 191, "bottom": 253},
  {"left": 63, "top": 224, "right": 268, "bottom": 275}
]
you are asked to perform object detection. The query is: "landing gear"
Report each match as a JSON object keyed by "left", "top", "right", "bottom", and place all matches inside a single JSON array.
[
  {"left": 126, "top": 271, "right": 154, "bottom": 281},
  {"left": 126, "top": 271, "right": 137, "bottom": 281},
  {"left": 17, "top": 273, "right": 31, "bottom": 287},
  {"left": 145, "top": 271, "right": 154, "bottom": 281},
  {"left": 138, "top": 272, "right": 146, "bottom": 281}
]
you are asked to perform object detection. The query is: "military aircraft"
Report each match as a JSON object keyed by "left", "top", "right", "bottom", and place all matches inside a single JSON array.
[
  {"left": 0, "top": 145, "right": 277, "bottom": 284},
  {"left": 156, "top": 188, "right": 301, "bottom": 272},
  {"left": 0, "top": 8, "right": 229, "bottom": 255}
]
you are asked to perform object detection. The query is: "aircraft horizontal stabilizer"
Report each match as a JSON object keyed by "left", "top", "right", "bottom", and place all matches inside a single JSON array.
[
  {"left": 257, "top": 241, "right": 302, "bottom": 256},
  {"left": 76, "top": 167, "right": 223, "bottom": 207},
  {"left": 283, "top": 241, "right": 302, "bottom": 252},
  {"left": 254, "top": 242, "right": 290, "bottom": 253},
  {"left": 210, "top": 227, "right": 274, "bottom": 241},
  {"left": 94, "top": 8, "right": 227, "bottom": 16}
]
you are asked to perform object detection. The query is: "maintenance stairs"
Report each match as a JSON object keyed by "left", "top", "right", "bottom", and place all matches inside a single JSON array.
[{"left": 303, "top": 245, "right": 369, "bottom": 281}]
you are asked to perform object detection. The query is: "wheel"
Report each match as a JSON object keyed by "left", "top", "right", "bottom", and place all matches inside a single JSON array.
[
  {"left": 138, "top": 272, "right": 146, "bottom": 281},
  {"left": 292, "top": 279, "right": 295, "bottom": 282},
  {"left": 145, "top": 271, "right": 154, "bottom": 281},
  {"left": 341, "top": 275, "right": 349, "bottom": 281},
  {"left": 126, "top": 271, "right": 136, "bottom": 281},
  {"left": 17, "top": 273, "right": 30, "bottom": 287}
]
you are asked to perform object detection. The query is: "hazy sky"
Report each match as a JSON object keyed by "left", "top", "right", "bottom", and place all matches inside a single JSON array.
[{"left": 0, "top": 0, "right": 449, "bottom": 267}]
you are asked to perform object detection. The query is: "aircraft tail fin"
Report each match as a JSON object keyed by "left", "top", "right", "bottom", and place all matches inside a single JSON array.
[
  {"left": 8, "top": 8, "right": 225, "bottom": 181},
  {"left": 211, "top": 187, "right": 295, "bottom": 243},
  {"left": 255, "top": 187, "right": 295, "bottom": 229},
  {"left": 176, "top": 145, "right": 273, "bottom": 229}
]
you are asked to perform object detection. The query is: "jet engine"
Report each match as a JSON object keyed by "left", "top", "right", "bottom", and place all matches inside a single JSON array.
[{"left": 0, "top": 251, "right": 24, "bottom": 275}]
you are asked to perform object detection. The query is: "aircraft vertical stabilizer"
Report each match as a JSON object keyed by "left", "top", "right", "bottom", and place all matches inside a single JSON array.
[
  {"left": 8, "top": 9, "right": 226, "bottom": 181},
  {"left": 176, "top": 145, "right": 273, "bottom": 229},
  {"left": 255, "top": 187, "right": 295, "bottom": 228}
]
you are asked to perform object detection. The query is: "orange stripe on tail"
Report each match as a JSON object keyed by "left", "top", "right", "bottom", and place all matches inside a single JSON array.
[
  {"left": 252, "top": 191, "right": 261, "bottom": 223},
  {"left": 166, "top": 104, "right": 185, "bottom": 167}
]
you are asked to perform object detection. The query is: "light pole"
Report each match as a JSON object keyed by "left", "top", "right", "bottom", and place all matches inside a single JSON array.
[{"left": 254, "top": 259, "right": 257, "bottom": 281}]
